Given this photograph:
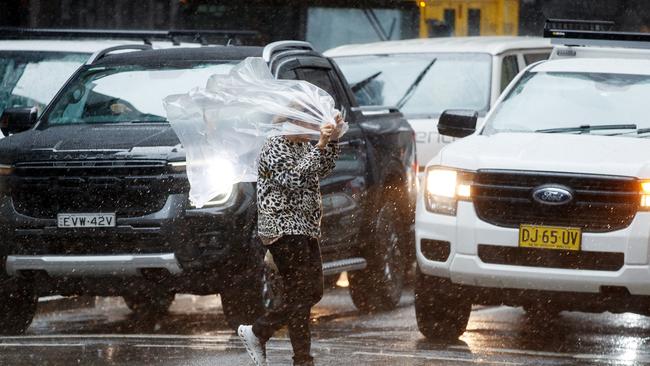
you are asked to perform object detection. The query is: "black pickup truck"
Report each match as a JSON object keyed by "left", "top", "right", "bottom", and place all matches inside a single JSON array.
[{"left": 0, "top": 41, "right": 417, "bottom": 334}]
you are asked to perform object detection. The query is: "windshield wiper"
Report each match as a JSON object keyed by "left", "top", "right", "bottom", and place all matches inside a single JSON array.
[
  {"left": 131, "top": 120, "right": 168, "bottom": 123},
  {"left": 536, "top": 124, "right": 637, "bottom": 134},
  {"left": 396, "top": 58, "right": 437, "bottom": 109},
  {"left": 130, "top": 113, "right": 168, "bottom": 123},
  {"left": 609, "top": 127, "right": 650, "bottom": 137},
  {"left": 350, "top": 71, "right": 382, "bottom": 93}
]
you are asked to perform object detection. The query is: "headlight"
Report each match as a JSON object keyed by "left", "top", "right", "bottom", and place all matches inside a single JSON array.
[
  {"left": 195, "top": 187, "right": 234, "bottom": 207},
  {"left": 640, "top": 181, "right": 650, "bottom": 209},
  {"left": 168, "top": 159, "right": 236, "bottom": 208},
  {"left": 0, "top": 164, "right": 13, "bottom": 175},
  {"left": 168, "top": 160, "right": 187, "bottom": 173},
  {"left": 424, "top": 167, "right": 473, "bottom": 215}
]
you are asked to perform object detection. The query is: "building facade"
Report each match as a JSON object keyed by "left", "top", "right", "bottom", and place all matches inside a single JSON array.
[
  {"left": 0, "top": 0, "right": 419, "bottom": 51},
  {"left": 1, "top": 1, "right": 649, "bottom": 50}
]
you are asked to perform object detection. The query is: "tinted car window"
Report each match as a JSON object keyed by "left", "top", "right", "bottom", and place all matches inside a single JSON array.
[
  {"left": 335, "top": 53, "right": 491, "bottom": 117},
  {"left": 0, "top": 51, "right": 88, "bottom": 117},
  {"left": 524, "top": 52, "right": 551, "bottom": 65},
  {"left": 485, "top": 71, "right": 650, "bottom": 135},
  {"left": 44, "top": 63, "right": 234, "bottom": 125},
  {"left": 297, "top": 67, "right": 341, "bottom": 108},
  {"left": 277, "top": 68, "right": 299, "bottom": 80},
  {"left": 500, "top": 55, "right": 519, "bottom": 92}
]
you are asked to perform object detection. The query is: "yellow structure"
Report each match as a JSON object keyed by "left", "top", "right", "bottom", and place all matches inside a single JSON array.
[{"left": 418, "top": 0, "right": 519, "bottom": 37}]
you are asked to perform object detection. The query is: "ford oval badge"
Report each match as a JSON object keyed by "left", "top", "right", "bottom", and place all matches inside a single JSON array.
[{"left": 532, "top": 185, "right": 573, "bottom": 205}]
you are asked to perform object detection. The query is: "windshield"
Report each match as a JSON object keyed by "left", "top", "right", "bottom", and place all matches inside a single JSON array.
[
  {"left": 334, "top": 53, "right": 492, "bottom": 118},
  {"left": 0, "top": 51, "right": 88, "bottom": 117},
  {"left": 44, "top": 63, "right": 235, "bottom": 125},
  {"left": 484, "top": 71, "right": 650, "bottom": 135}
]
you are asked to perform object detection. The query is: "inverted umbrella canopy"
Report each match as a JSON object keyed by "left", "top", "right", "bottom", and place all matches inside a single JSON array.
[{"left": 163, "top": 57, "right": 347, "bottom": 208}]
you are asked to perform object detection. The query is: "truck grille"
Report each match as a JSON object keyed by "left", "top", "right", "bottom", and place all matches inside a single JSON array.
[
  {"left": 473, "top": 170, "right": 640, "bottom": 233},
  {"left": 11, "top": 160, "right": 184, "bottom": 219},
  {"left": 478, "top": 245, "right": 624, "bottom": 271}
]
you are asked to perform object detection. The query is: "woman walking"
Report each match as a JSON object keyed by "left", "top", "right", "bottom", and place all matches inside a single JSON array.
[{"left": 238, "top": 115, "right": 344, "bottom": 366}]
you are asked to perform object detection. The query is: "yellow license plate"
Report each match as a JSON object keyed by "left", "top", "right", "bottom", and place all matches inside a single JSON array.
[{"left": 519, "top": 224, "right": 581, "bottom": 251}]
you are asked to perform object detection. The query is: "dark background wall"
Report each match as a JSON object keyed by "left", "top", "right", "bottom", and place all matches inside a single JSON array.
[
  {"left": 1, "top": 0, "right": 649, "bottom": 40},
  {"left": 519, "top": 0, "right": 650, "bottom": 35},
  {"left": 0, "top": 0, "right": 416, "bottom": 42}
]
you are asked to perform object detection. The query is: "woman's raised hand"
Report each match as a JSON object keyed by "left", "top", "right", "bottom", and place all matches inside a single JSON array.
[{"left": 317, "top": 123, "right": 336, "bottom": 149}]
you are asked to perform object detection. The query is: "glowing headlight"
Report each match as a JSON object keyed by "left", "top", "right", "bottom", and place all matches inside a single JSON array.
[
  {"left": 197, "top": 188, "right": 234, "bottom": 207},
  {"left": 168, "top": 159, "right": 236, "bottom": 208},
  {"left": 0, "top": 164, "right": 13, "bottom": 176},
  {"left": 640, "top": 181, "right": 650, "bottom": 209},
  {"left": 424, "top": 167, "right": 473, "bottom": 215},
  {"left": 168, "top": 160, "right": 187, "bottom": 173}
]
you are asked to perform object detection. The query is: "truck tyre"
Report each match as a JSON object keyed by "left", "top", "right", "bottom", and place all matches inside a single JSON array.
[
  {"left": 123, "top": 291, "right": 175, "bottom": 317},
  {"left": 221, "top": 260, "right": 282, "bottom": 330},
  {"left": 0, "top": 285, "right": 38, "bottom": 335},
  {"left": 349, "top": 200, "right": 405, "bottom": 312},
  {"left": 414, "top": 268, "right": 471, "bottom": 341}
]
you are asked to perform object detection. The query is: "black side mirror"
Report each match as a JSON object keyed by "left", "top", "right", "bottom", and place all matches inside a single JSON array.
[
  {"left": 0, "top": 107, "right": 38, "bottom": 136},
  {"left": 437, "top": 109, "right": 478, "bottom": 138}
]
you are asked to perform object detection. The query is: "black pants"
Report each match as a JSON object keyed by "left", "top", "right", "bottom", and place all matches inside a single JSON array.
[{"left": 252, "top": 235, "right": 324, "bottom": 364}]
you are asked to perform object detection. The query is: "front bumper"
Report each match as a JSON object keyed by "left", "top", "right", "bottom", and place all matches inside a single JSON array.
[
  {"left": 0, "top": 183, "right": 257, "bottom": 272},
  {"left": 416, "top": 200, "right": 650, "bottom": 296},
  {"left": 6, "top": 253, "right": 182, "bottom": 276}
]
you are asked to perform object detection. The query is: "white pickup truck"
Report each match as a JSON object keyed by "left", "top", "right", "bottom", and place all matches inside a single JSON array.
[
  {"left": 325, "top": 36, "right": 551, "bottom": 170},
  {"left": 415, "top": 19, "right": 650, "bottom": 340}
]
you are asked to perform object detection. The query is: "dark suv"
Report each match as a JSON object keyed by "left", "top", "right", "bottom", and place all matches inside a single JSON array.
[{"left": 0, "top": 41, "right": 417, "bottom": 334}]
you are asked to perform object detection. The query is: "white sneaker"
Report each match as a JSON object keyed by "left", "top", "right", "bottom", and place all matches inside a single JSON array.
[{"left": 237, "top": 325, "right": 268, "bottom": 366}]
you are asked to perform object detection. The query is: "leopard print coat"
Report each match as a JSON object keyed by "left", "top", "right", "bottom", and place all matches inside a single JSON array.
[{"left": 257, "top": 136, "right": 339, "bottom": 242}]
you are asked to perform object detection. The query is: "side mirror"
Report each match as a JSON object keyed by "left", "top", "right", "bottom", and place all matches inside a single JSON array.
[
  {"left": 0, "top": 107, "right": 38, "bottom": 136},
  {"left": 437, "top": 109, "right": 478, "bottom": 138}
]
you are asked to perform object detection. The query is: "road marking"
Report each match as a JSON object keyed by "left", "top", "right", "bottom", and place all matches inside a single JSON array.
[
  {"left": 38, "top": 296, "right": 66, "bottom": 302},
  {"left": 574, "top": 353, "right": 650, "bottom": 363},
  {"left": 449, "top": 345, "right": 650, "bottom": 362},
  {"left": 0, "top": 333, "right": 234, "bottom": 340},
  {"left": 5, "top": 333, "right": 649, "bottom": 364},
  {"left": 471, "top": 306, "right": 514, "bottom": 315},
  {"left": 352, "top": 351, "right": 523, "bottom": 365},
  {"left": 132, "top": 344, "right": 236, "bottom": 351},
  {"left": 0, "top": 343, "right": 85, "bottom": 347},
  {"left": 135, "top": 343, "right": 526, "bottom": 365},
  {"left": 132, "top": 343, "right": 293, "bottom": 351}
]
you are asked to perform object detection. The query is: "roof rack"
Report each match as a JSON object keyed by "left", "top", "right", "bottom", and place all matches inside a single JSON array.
[
  {"left": 168, "top": 29, "right": 259, "bottom": 46},
  {"left": 86, "top": 44, "right": 152, "bottom": 64},
  {"left": 0, "top": 27, "right": 260, "bottom": 46},
  {"left": 262, "top": 41, "right": 315, "bottom": 62},
  {"left": 544, "top": 18, "right": 650, "bottom": 49}
]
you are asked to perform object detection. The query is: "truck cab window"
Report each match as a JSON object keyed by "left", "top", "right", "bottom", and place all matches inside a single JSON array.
[
  {"left": 500, "top": 55, "right": 519, "bottom": 92},
  {"left": 296, "top": 67, "right": 341, "bottom": 109},
  {"left": 524, "top": 52, "right": 551, "bottom": 65},
  {"left": 277, "top": 68, "right": 298, "bottom": 80}
]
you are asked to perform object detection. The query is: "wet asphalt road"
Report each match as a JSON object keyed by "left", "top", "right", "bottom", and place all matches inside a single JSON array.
[{"left": 2, "top": 285, "right": 650, "bottom": 366}]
